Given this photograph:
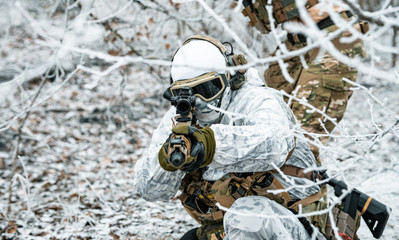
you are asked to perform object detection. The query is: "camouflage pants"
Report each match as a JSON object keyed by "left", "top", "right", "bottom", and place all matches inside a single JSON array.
[
  {"left": 196, "top": 222, "right": 225, "bottom": 240},
  {"left": 264, "top": 38, "right": 365, "bottom": 162},
  {"left": 194, "top": 196, "right": 312, "bottom": 240}
]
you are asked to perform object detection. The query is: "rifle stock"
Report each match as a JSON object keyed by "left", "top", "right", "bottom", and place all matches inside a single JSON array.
[{"left": 324, "top": 173, "right": 391, "bottom": 238}]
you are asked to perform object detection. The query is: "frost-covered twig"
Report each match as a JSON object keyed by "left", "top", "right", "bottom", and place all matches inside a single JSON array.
[
  {"left": 89, "top": 0, "right": 133, "bottom": 24},
  {"left": 7, "top": 75, "right": 47, "bottom": 214},
  {"left": 0, "top": 68, "right": 79, "bottom": 132},
  {"left": 196, "top": 0, "right": 258, "bottom": 61},
  {"left": 342, "top": 0, "right": 399, "bottom": 30}
]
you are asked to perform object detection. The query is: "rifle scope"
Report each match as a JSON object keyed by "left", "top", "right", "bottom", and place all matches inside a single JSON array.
[{"left": 170, "top": 87, "right": 196, "bottom": 120}]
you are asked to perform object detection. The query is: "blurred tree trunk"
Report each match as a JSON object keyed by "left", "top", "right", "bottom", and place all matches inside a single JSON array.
[{"left": 393, "top": 29, "right": 398, "bottom": 67}]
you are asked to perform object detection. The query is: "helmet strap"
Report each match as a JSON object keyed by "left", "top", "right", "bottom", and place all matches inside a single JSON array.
[
  {"left": 229, "top": 72, "right": 246, "bottom": 90},
  {"left": 226, "top": 53, "right": 248, "bottom": 90}
]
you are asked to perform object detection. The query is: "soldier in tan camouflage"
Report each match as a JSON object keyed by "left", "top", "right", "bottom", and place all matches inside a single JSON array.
[{"left": 240, "top": 0, "right": 368, "bottom": 163}]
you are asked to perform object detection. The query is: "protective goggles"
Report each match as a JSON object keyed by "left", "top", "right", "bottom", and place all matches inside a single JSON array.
[{"left": 165, "top": 72, "right": 229, "bottom": 102}]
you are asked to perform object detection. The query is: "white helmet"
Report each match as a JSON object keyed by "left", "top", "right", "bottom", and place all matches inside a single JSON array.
[{"left": 171, "top": 37, "right": 228, "bottom": 81}]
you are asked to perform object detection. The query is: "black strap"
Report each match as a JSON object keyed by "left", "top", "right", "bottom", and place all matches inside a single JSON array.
[
  {"left": 235, "top": 172, "right": 255, "bottom": 178},
  {"left": 287, "top": 32, "right": 307, "bottom": 44},
  {"left": 317, "top": 10, "right": 353, "bottom": 30},
  {"left": 288, "top": 208, "right": 322, "bottom": 240},
  {"left": 242, "top": 0, "right": 254, "bottom": 10},
  {"left": 287, "top": 11, "right": 354, "bottom": 44}
]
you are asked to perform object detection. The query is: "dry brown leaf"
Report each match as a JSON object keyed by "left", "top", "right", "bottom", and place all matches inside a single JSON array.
[
  {"left": 41, "top": 182, "right": 51, "bottom": 190},
  {"left": 110, "top": 232, "right": 120, "bottom": 240},
  {"left": 68, "top": 192, "right": 79, "bottom": 201},
  {"left": 32, "top": 231, "right": 49, "bottom": 237},
  {"left": 108, "top": 50, "right": 120, "bottom": 56},
  {"left": 6, "top": 221, "right": 18, "bottom": 234},
  {"left": 168, "top": 0, "right": 181, "bottom": 7}
]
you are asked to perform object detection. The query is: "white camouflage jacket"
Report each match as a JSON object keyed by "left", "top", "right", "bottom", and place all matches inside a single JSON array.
[{"left": 134, "top": 69, "right": 320, "bottom": 202}]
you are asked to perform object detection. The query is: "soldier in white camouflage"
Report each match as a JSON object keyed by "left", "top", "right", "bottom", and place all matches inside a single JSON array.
[
  {"left": 239, "top": 0, "right": 368, "bottom": 163},
  {"left": 134, "top": 36, "right": 330, "bottom": 239}
]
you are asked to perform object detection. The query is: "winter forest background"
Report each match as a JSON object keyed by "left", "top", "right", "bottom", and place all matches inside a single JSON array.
[{"left": 0, "top": 0, "right": 398, "bottom": 239}]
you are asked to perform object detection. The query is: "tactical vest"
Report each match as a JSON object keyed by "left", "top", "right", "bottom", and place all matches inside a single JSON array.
[
  {"left": 178, "top": 145, "right": 324, "bottom": 226},
  {"left": 179, "top": 165, "right": 363, "bottom": 239}
]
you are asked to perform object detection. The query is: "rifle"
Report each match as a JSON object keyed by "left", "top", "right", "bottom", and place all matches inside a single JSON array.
[
  {"left": 163, "top": 87, "right": 196, "bottom": 168},
  {"left": 320, "top": 171, "right": 391, "bottom": 239}
]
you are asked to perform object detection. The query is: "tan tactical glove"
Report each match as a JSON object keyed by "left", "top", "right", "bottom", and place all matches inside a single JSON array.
[{"left": 158, "top": 125, "right": 216, "bottom": 172}]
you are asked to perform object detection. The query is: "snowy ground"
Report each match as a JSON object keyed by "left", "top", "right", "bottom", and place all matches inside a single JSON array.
[{"left": 0, "top": 68, "right": 198, "bottom": 239}]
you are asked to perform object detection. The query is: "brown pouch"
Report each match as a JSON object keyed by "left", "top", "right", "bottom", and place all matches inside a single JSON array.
[
  {"left": 325, "top": 205, "right": 362, "bottom": 240},
  {"left": 211, "top": 175, "right": 251, "bottom": 208},
  {"left": 211, "top": 172, "right": 292, "bottom": 209}
]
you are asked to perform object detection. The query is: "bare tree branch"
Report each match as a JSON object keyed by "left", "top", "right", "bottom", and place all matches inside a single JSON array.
[{"left": 342, "top": 0, "right": 399, "bottom": 30}]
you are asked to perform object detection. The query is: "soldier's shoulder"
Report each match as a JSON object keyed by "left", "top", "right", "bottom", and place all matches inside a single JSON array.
[{"left": 242, "top": 83, "right": 282, "bottom": 96}]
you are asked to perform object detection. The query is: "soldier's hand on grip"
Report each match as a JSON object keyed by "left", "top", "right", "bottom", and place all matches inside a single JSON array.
[{"left": 158, "top": 125, "right": 216, "bottom": 172}]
